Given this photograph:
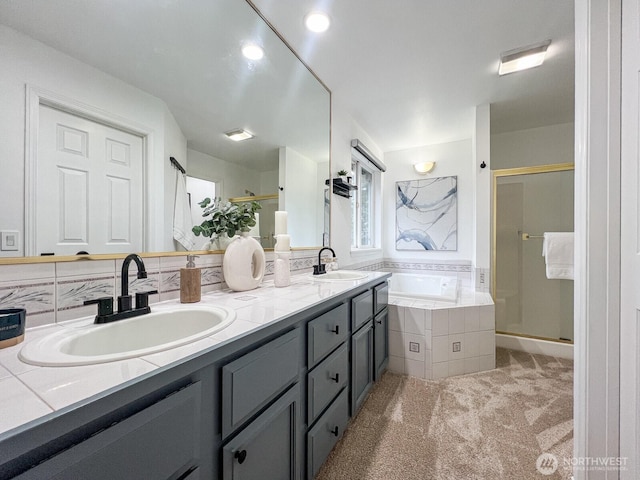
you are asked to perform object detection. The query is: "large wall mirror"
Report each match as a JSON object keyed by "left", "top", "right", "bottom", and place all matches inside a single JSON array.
[{"left": 0, "top": 0, "right": 331, "bottom": 261}]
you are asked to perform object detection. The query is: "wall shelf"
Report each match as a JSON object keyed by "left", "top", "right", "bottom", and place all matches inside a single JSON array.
[{"left": 325, "top": 178, "right": 357, "bottom": 198}]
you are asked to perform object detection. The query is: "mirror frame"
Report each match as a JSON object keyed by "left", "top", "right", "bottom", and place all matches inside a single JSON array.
[{"left": 0, "top": 0, "right": 332, "bottom": 266}]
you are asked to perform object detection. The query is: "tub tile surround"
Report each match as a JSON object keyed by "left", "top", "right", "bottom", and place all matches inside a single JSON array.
[
  {"left": 388, "top": 298, "right": 495, "bottom": 381},
  {"left": 0, "top": 271, "right": 390, "bottom": 436},
  {"left": 0, "top": 250, "right": 319, "bottom": 329}
]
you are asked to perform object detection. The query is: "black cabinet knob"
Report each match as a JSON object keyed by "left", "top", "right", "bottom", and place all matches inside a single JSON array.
[
  {"left": 331, "top": 373, "right": 340, "bottom": 383},
  {"left": 376, "top": 319, "right": 382, "bottom": 325},
  {"left": 330, "top": 325, "right": 339, "bottom": 335},
  {"left": 331, "top": 426, "right": 339, "bottom": 437},
  {"left": 234, "top": 450, "right": 247, "bottom": 464}
]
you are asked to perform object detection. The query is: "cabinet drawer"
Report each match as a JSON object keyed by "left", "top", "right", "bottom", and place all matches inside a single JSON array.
[
  {"left": 222, "top": 329, "right": 300, "bottom": 438},
  {"left": 16, "top": 382, "right": 201, "bottom": 480},
  {"left": 307, "top": 343, "right": 349, "bottom": 424},
  {"left": 307, "top": 302, "right": 348, "bottom": 367},
  {"left": 351, "top": 289, "right": 373, "bottom": 331},
  {"left": 307, "top": 388, "right": 349, "bottom": 479},
  {"left": 374, "top": 282, "right": 389, "bottom": 314}
]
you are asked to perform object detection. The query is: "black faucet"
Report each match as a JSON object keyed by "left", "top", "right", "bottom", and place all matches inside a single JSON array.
[
  {"left": 313, "top": 247, "right": 336, "bottom": 275},
  {"left": 118, "top": 253, "right": 148, "bottom": 312},
  {"left": 84, "top": 253, "right": 156, "bottom": 324}
]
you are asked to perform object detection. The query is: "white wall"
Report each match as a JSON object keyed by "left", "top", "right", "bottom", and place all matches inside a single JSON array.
[
  {"left": 473, "top": 105, "right": 491, "bottom": 287},
  {"left": 187, "top": 148, "right": 261, "bottom": 201},
  {"left": 383, "top": 139, "right": 474, "bottom": 262},
  {"left": 491, "top": 122, "right": 575, "bottom": 170},
  {"left": 330, "top": 96, "right": 384, "bottom": 266},
  {"left": 279, "top": 147, "right": 322, "bottom": 247},
  {"left": 0, "top": 25, "right": 185, "bottom": 256},
  {"left": 164, "top": 105, "right": 188, "bottom": 252}
]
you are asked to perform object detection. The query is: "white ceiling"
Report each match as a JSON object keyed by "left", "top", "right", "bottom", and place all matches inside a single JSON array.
[{"left": 250, "top": 0, "right": 575, "bottom": 152}]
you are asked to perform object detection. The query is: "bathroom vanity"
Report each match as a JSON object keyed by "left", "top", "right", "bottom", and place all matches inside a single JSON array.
[{"left": 0, "top": 273, "right": 390, "bottom": 480}]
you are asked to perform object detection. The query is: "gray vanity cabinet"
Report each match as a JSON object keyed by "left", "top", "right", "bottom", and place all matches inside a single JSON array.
[
  {"left": 0, "top": 276, "right": 391, "bottom": 480},
  {"left": 222, "top": 385, "right": 301, "bottom": 480},
  {"left": 13, "top": 382, "right": 202, "bottom": 480}
]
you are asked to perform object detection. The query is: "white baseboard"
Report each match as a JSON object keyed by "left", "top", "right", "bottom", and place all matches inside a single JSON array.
[{"left": 496, "top": 333, "right": 574, "bottom": 360}]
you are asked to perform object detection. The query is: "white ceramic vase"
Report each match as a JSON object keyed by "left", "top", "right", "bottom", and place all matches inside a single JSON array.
[{"left": 223, "top": 232, "right": 266, "bottom": 291}]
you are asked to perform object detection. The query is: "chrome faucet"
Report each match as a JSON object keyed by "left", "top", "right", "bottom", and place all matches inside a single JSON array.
[
  {"left": 313, "top": 247, "right": 336, "bottom": 275},
  {"left": 84, "top": 253, "right": 156, "bottom": 324}
]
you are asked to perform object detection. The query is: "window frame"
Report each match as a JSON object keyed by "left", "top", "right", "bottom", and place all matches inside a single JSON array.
[{"left": 350, "top": 149, "right": 381, "bottom": 251}]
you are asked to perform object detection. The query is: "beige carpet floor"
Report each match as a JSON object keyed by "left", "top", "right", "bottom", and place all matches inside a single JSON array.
[{"left": 316, "top": 348, "right": 574, "bottom": 480}]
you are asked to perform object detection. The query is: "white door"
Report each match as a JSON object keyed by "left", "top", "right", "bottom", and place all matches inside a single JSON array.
[
  {"left": 621, "top": 0, "right": 640, "bottom": 476},
  {"left": 35, "top": 105, "right": 143, "bottom": 256}
]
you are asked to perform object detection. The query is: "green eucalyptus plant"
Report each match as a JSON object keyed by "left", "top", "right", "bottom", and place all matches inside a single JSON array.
[{"left": 192, "top": 197, "right": 261, "bottom": 239}]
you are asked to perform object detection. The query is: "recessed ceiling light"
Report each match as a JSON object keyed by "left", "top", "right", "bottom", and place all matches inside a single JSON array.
[
  {"left": 225, "top": 129, "right": 254, "bottom": 142},
  {"left": 242, "top": 44, "right": 264, "bottom": 60},
  {"left": 498, "top": 40, "right": 551, "bottom": 76},
  {"left": 305, "top": 11, "right": 330, "bottom": 33}
]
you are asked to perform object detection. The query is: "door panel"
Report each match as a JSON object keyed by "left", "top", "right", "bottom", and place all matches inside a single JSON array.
[{"left": 35, "top": 105, "right": 143, "bottom": 255}]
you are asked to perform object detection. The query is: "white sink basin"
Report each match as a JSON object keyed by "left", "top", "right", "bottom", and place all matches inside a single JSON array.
[
  {"left": 312, "top": 270, "right": 369, "bottom": 281},
  {"left": 19, "top": 305, "right": 236, "bottom": 366}
]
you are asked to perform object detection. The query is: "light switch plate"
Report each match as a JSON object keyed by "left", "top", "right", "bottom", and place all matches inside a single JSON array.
[{"left": 1, "top": 231, "right": 19, "bottom": 251}]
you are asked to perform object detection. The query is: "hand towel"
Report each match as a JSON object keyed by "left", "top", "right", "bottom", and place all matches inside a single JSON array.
[
  {"left": 173, "top": 171, "right": 197, "bottom": 250},
  {"left": 542, "top": 232, "right": 574, "bottom": 280}
]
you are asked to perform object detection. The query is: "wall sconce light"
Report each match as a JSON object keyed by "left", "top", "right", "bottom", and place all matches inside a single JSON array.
[{"left": 413, "top": 161, "right": 436, "bottom": 174}]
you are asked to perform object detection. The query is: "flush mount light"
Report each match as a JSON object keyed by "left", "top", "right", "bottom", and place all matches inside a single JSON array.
[
  {"left": 242, "top": 43, "right": 264, "bottom": 60},
  {"left": 498, "top": 40, "right": 551, "bottom": 76},
  {"left": 304, "top": 11, "right": 330, "bottom": 33},
  {"left": 225, "top": 129, "right": 254, "bottom": 142},
  {"left": 413, "top": 161, "right": 436, "bottom": 174}
]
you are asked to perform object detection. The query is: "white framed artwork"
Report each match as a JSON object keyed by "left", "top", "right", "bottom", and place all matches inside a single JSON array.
[{"left": 395, "top": 176, "right": 458, "bottom": 251}]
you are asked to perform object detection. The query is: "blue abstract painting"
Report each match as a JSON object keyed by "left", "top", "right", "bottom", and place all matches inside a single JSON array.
[{"left": 396, "top": 176, "right": 457, "bottom": 251}]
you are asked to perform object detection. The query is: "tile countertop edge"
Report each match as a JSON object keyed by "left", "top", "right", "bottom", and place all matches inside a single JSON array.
[{"left": 0, "top": 271, "right": 391, "bottom": 440}]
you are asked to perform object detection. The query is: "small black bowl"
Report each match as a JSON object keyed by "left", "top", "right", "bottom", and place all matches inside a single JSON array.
[{"left": 0, "top": 308, "right": 26, "bottom": 348}]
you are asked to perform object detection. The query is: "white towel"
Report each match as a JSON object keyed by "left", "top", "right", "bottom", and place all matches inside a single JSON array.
[
  {"left": 173, "top": 171, "right": 197, "bottom": 250},
  {"left": 542, "top": 232, "right": 574, "bottom": 280}
]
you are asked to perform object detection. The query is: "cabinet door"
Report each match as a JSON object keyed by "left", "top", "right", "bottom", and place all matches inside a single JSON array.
[
  {"left": 15, "top": 382, "right": 202, "bottom": 480},
  {"left": 222, "top": 385, "right": 300, "bottom": 480},
  {"left": 351, "top": 320, "right": 374, "bottom": 415},
  {"left": 374, "top": 309, "right": 389, "bottom": 380}
]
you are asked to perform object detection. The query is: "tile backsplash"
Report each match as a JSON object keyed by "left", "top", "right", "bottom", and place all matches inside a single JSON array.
[{"left": 0, "top": 250, "right": 318, "bottom": 329}]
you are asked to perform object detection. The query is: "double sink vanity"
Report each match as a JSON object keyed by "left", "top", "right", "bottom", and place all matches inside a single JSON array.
[{"left": 0, "top": 269, "right": 390, "bottom": 480}]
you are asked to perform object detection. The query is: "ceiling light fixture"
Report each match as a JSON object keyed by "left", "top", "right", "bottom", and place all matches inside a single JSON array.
[
  {"left": 304, "top": 12, "right": 330, "bottom": 33},
  {"left": 225, "top": 129, "right": 254, "bottom": 142},
  {"left": 498, "top": 40, "right": 551, "bottom": 76},
  {"left": 242, "top": 43, "right": 264, "bottom": 60},
  {"left": 413, "top": 161, "right": 436, "bottom": 174}
]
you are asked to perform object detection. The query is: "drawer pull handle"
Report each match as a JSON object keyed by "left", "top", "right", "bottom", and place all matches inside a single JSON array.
[
  {"left": 331, "top": 373, "right": 340, "bottom": 383},
  {"left": 330, "top": 325, "right": 340, "bottom": 335},
  {"left": 376, "top": 319, "right": 382, "bottom": 325},
  {"left": 331, "top": 426, "right": 339, "bottom": 437},
  {"left": 235, "top": 450, "right": 247, "bottom": 464}
]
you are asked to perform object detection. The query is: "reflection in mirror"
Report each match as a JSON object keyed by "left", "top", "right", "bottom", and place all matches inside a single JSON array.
[{"left": 0, "top": 0, "right": 330, "bottom": 260}]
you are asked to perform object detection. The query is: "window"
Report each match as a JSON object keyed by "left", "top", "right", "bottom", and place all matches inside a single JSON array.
[{"left": 351, "top": 150, "right": 380, "bottom": 249}]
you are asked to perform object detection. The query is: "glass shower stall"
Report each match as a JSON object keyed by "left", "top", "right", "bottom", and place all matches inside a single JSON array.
[{"left": 492, "top": 164, "right": 574, "bottom": 343}]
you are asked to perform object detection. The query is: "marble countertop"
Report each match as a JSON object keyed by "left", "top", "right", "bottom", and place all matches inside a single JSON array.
[{"left": 0, "top": 271, "right": 389, "bottom": 438}]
